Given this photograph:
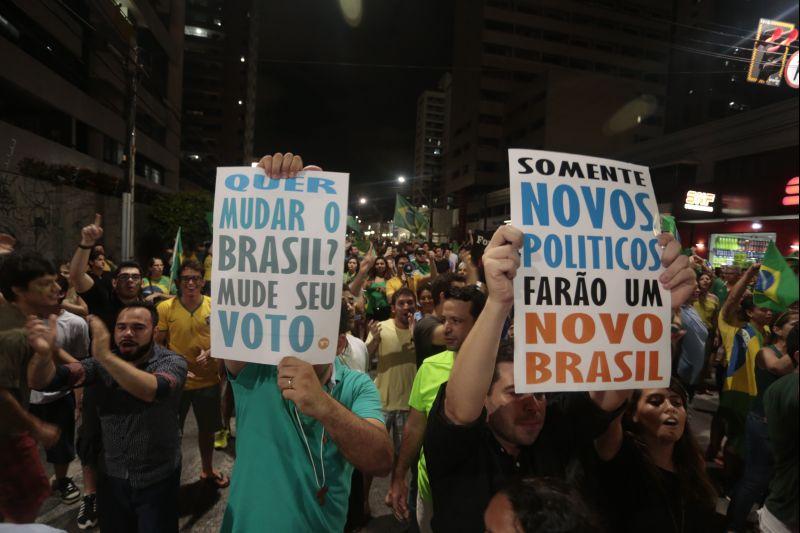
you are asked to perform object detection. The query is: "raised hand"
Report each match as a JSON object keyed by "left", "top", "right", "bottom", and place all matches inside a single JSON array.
[
  {"left": 658, "top": 234, "right": 699, "bottom": 310},
  {"left": 360, "top": 244, "right": 377, "bottom": 272},
  {"left": 257, "top": 152, "right": 322, "bottom": 179},
  {"left": 26, "top": 314, "right": 58, "bottom": 355},
  {"left": 483, "top": 225, "right": 523, "bottom": 306},
  {"left": 368, "top": 320, "right": 382, "bottom": 340},
  {"left": 81, "top": 214, "right": 103, "bottom": 247},
  {"left": 87, "top": 315, "right": 112, "bottom": 361}
]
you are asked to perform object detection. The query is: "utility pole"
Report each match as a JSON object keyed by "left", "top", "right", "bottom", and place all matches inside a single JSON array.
[{"left": 121, "top": 38, "right": 139, "bottom": 261}]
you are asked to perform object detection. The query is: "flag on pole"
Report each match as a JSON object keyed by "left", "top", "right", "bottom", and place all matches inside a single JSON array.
[
  {"left": 754, "top": 241, "right": 799, "bottom": 312},
  {"left": 347, "top": 215, "right": 361, "bottom": 234},
  {"left": 414, "top": 209, "right": 429, "bottom": 238},
  {"left": 394, "top": 194, "right": 417, "bottom": 233},
  {"left": 169, "top": 227, "right": 184, "bottom": 294}
]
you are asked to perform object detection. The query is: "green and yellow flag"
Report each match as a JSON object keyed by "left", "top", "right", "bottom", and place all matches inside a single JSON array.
[
  {"left": 414, "top": 209, "right": 429, "bottom": 238},
  {"left": 394, "top": 194, "right": 417, "bottom": 233},
  {"left": 169, "top": 227, "right": 184, "bottom": 294},
  {"left": 754, "top": 241, "right": 799, "bottom": 312},
  {"left": 660, "top": 214, "right": 680, "bottom": 243},
  {"left": 347, "top": 215, "right": 361, "bottom": 234}
]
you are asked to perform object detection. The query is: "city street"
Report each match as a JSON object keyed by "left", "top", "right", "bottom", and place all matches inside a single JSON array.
[
  {"left": 37, "top": 389, "right": 720, "bottom": 532},
  {"left": 37, "top": 404, "right": 404, "bottom": 532}
]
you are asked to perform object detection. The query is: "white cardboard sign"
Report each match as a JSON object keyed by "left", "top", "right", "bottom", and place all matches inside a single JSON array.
[
  {"left": 211, "top": 168, "right": 349, "bottom": 365},
  {"left": 509, "top": 150, "right": 671, "bottom": 392}
]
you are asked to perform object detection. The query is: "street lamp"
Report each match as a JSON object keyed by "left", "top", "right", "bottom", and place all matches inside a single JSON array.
[
  {"left": 397, "top": 176, "right": 406, "bottom": 184},
  {"left": 359, "top": 197, "right": 367, "bottom": 205}
]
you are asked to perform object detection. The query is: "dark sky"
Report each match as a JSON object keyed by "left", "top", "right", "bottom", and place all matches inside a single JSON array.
[{"left": 254, "top": 0, "right": 453, "bottom": 216}]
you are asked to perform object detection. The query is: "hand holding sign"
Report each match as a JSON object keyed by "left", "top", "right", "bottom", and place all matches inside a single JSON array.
[
  {"left": 657, "top": 234, "right": 696, "bottom": 310},
  {"left": 483, "top": 225, "right": 524, "bottom": 307},
  {"left": 257, "top": 152, "right": 321, "bottom": 178},
  {"left": 277, "top": 356, "right": 332, "bottom": 420}
]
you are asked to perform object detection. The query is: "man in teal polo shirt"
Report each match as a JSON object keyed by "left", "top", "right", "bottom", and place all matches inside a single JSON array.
[
  {"left": 387, "top": 285, "right": 486, "bottom": 532},
  {"left": 220, "top": 153, "right": 393, "bottom": 533},
  {"left": 221, "top": 303, "right": 393, "bottom": 533}
]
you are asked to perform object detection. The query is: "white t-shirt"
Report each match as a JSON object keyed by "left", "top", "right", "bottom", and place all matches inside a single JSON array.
[
  {"left": 30, "top": 310, "right": 89, "bottom": 405},
  {"left": 338, "top": 334, "right": 368, "bottom": 373},
  {"left": 448, "top": 252, "right": 459, "bottom": 272}
]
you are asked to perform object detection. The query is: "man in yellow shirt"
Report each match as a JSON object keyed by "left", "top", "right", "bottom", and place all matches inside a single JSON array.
[{"left": 156, "top": 259, "right": 229, "bottom": 488}]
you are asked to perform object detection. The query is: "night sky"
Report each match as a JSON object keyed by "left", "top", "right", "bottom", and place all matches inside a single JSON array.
[{"left": 254, "top": 0, "right": 454, "bottom": 217}]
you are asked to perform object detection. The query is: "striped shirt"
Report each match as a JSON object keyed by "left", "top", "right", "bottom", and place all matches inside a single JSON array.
[{"left": 46, "top": 344, "right": 187, "bottom": 487}]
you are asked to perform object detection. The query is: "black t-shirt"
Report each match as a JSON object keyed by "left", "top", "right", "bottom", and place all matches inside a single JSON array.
[
  {"left": 423, "top": 382, "right": 615, "bottom": 533},
  {"left": 413, "top": 314, "right": 445, "bottom": 367},
  {"left": 597, "top": 437, "right": 724, "bottom": 533},
  {"left": 79, "top": 280, "right": 128, "bottom": 332},
  {"left": 435, "top": 259, "right": 451, "bottom": 274}
]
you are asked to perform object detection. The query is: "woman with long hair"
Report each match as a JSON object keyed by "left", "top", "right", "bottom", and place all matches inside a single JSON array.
[
  {"left": 365, "top": 257, "right": 391, "bottom": 322},
  {"left": 726, "top": 310, "right": 798, "bottom": 531},
  {"left": 596, "top": 378, "right": 722, "bottom": 532},
  {"left": 343, "top": 256, "right": 359, "bottom": 286},
  {"left": 693, "top": 272, "right": 720, "bottom": 331}
]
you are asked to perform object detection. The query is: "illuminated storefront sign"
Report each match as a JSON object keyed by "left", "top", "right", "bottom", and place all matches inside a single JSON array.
[
  {"left": 684, "top": 190, "right": 716, "bottom": 212},
  {"left": 783, "top": 177, "right": 799, "bottom": 206}
]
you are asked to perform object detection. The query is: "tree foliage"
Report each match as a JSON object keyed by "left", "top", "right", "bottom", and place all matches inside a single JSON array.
[{"left": 148, "top": 191, "right": 213, "bottom": 250}]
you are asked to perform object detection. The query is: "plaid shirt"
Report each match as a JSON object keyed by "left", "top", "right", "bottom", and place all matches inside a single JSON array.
[{"left": 47, "top": 344, "right": 187, "bottom": 487}]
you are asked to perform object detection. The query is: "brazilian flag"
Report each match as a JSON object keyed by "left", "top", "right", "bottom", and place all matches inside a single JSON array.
[
  {"left": 754, "top": 241, "right": 799, "bottom": 312},
  {"left": 394, "top": 194, "right": 417, "bottom": 233}
]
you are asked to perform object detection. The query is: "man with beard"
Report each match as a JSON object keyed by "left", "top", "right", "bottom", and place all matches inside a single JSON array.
[
  {"left": 389, "top": 285, "right": 486, "bottom": 532},
  {"left": 69, "top": 214, "right": 144, "bottom": 528},
  {"left": 423, "top": 225, "right": 698, "bottom": 532},
  {"left": 27, "top": 302, "right": 188, "bottom": 532}
]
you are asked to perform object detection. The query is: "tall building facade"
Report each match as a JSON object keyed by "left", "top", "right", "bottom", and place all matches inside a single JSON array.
[
  {"left": 0, "top": 0, "right": 184, "bottom": 189},
  {"left": 443, "top": 0, "right": 672, "bottom": 234},
  {"left": 0, "top": 0, "right": 184, "bottom": 260},
  {"left": 181, "top": 0, "right": 258, "bottom": 189},
  {"left": 412, "top": 74, "right": 450, "bottom": 208}
]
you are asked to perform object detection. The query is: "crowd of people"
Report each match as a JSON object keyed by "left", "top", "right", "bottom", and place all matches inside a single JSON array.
[{"left": 0, "top": 152, "right": 797, "bottom": 533}]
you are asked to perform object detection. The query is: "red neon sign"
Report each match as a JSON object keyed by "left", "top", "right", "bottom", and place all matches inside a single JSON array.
[{"left": 783, "top": 176, "right": 799, "bottom": 206}]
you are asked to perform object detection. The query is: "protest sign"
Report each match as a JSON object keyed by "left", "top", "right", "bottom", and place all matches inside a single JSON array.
[
  {"left": 509, "top": 150, "right": 670, "bottom": 392},
  {"left": 211, "top": 168, "right": 349, "bottom": 365}
]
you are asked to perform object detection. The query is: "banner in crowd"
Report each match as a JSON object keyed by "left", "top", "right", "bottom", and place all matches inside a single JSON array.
[
  {"left": 211, "top": 168, "right": 350, "bottom": 364},
  {"left": 509, "top": 150, "right": 671, "bottom": 392}
]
